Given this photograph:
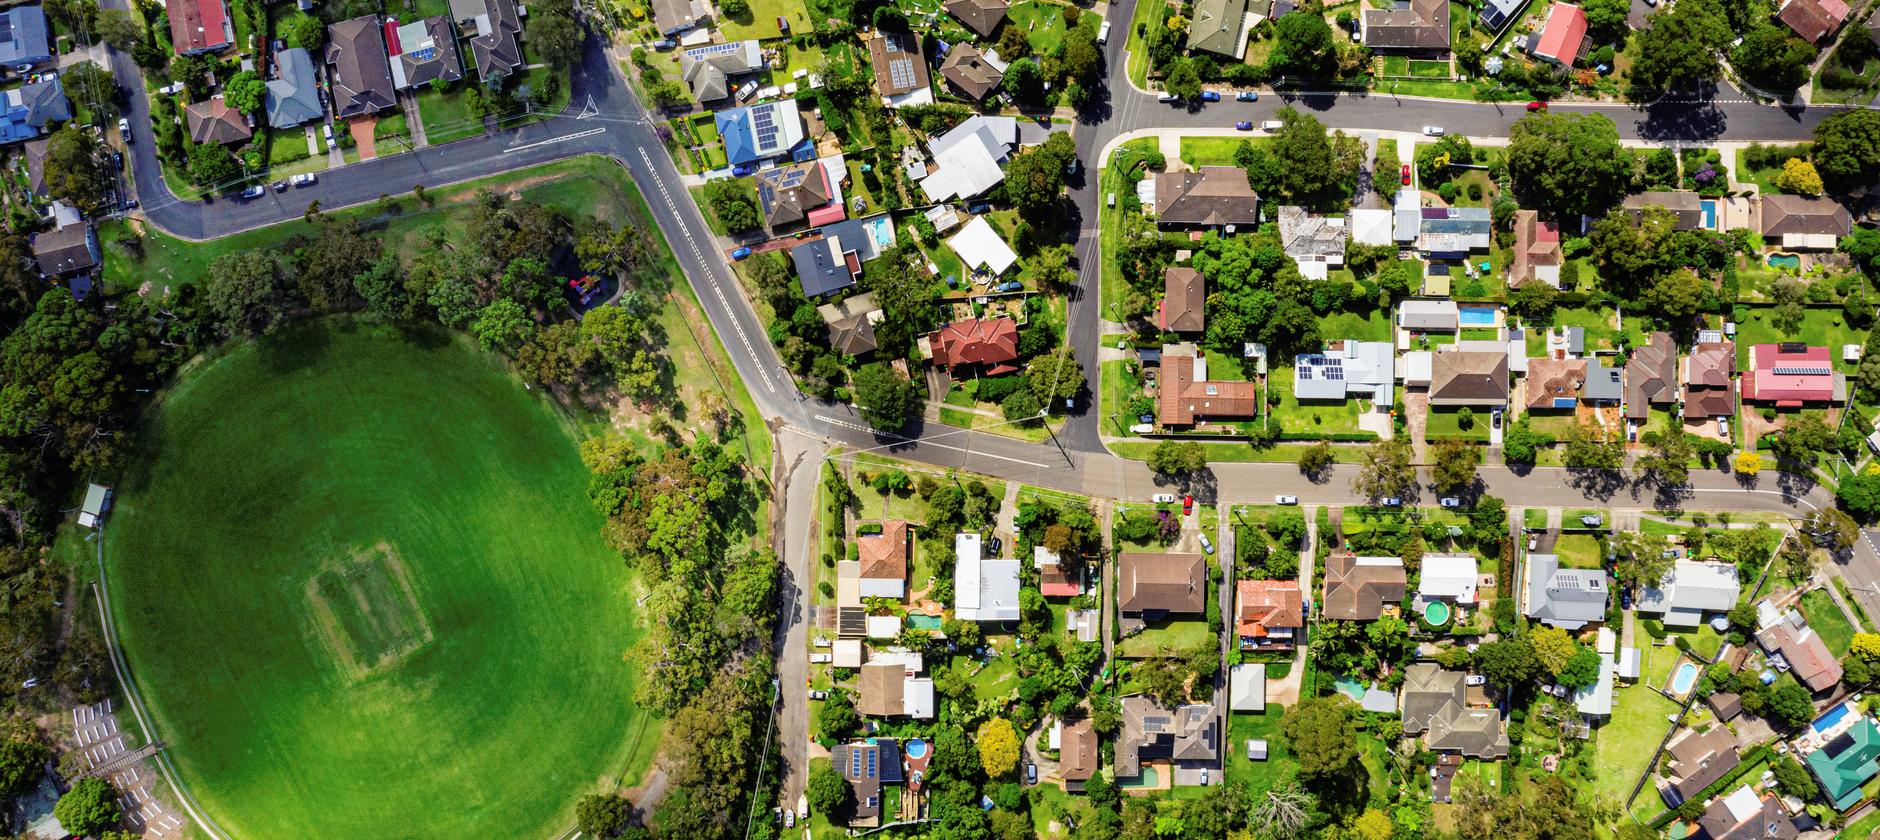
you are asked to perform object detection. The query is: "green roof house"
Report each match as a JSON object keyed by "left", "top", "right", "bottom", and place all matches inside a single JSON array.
[
  {"left": 1186, "top": 0, "right": 1249, "bottom": 58},
  {"left": 1807, "top": 716, "right": 1880, "bottom": 810}
]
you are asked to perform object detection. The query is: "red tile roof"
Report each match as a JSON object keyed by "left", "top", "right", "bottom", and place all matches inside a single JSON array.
[
  {"left": 857, "top": 520, "right": 909, "bottom": 582},
  {"left": 1236, "top": 579, "right": 1303, "bottom": 639},
  {"left": 1779, "top": 0, "right": 1850, "bottom": 43},
  {"left": 1158, "top": 349, "right": 1258, "bottom": 426},
  {"left": 931, "top": 318, "right": 1019, "bottom": 373},
  {"left": 1532, "top": 2, "right": 1588, "bottom": 63},
  {"left": 1743, "top": 344, "right": 1835, "bottom": 404},
  {"left": 170, "top": 0, "right": 231, "bottom": 54}
]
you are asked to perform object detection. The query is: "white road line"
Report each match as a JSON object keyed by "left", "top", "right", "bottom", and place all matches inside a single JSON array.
[
  {"left": 635, "top": 147, "right": 777, "bottom": 394},
  {"left": 811, "top": 415, "right": 1053, "bottom": 468},
  {"left": 502, "top": 127, "right": 607, "bottom": 154}
]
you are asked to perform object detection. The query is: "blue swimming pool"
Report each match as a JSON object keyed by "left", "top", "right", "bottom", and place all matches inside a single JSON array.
[
  {"left": 864, "top": 216, "right": 895, "bottom": 249},
  {"left": 905, "top": 738, "right": 929, "bottom": 759},
  {"left": 1672, "top": 662, "right": 1699, "bottom": 694},
  {"left": 1459, "top": 307, "right": 1497, "bottom": 327},
  {"left": 1768, "top": 253, "right": 1801, "bottom": 270},
  {"left": 1700, "top": 200, "right": 1718, "bottom": 229},
  {"left": 1813, "top": 703, "right": 1852, "bottom": 734}
]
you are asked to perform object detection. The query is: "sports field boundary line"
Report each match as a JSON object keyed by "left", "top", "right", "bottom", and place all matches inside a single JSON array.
[{"left": 89, "top": 525, "right": 234, "bottom": 840}]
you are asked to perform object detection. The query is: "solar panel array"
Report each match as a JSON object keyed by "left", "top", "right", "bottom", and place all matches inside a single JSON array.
[
  {"left": 752, "top": 104, "right": 777, "bottom": 149},
  {"left": 688, "top": 41, "right": 743, "bottom": 59},
  {"left": 0, "top": 16, "right": 15, "bottom": 42},
  {"left": 1772, "top": 366, "right": 1831, "bottom": 376},
  {"left": 889, "top": 58, "right": 914, "bottom": 90},
  {"left": 1296, "top": 354, "right": 1344, "bottom": 381}
]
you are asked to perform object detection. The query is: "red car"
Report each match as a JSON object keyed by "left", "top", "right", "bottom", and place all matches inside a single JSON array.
[
  {"left": 1182, "top": 495, "right": 1194, "bottom": 516},
  {"left": 1400, "top": 164, "right": 1412, "bottom": 186},
  {"left": 1526, "top": 100, "right": 1548, "bottom": 112}
]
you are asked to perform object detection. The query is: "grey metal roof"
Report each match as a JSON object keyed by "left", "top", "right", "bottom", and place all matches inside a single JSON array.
[
  {"left": 1524, "top": 554, "right": 1608, "bottom": 629},
  {"left": 1582, "top": 358, "right": 1623, "bottom": 401},
  {"left": 0, "top": 6, "right": 52, "bottom": 68},
  {"left": 265, "top": 48, "right": 323, "bottom": 127}
]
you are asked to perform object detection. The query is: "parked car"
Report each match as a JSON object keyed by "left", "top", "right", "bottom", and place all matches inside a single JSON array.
[
  {"left": 809, "top": 653, "right": 832, "bottom": 664},
  {"left": 271, "top": 180, "right": 289, "bottom": 192},
  {"left": 1439, "top": 497, "right": 1461, "bottom": 508},
  {"left": 1718, "top": 418, "right": 1731, "bottom": 438},
  {"left": 1199, "top": 534, "right": 1215, "bottom": 555},
  {"left": 783, "top": 810, "right": 795, "bottom": 829},
  {"left": 813, "top": 637, "right": 831, "bottom": 648},
  {"left": 1401, "top": 164, "right": 1412, "bottom": 185},
  {"left": 1423, "top": 125, "right": 1445, "bottom": 136},
  {"left": 1158, "top": 91, "right": 1180, "bottom": 102},
  {"left": 996, "top": 281, "right": 1022, "bottom": 292},
  {"left": 1236, "top": 90, "right": 1259, "bottom": 101},
  {"left": 1491, "top": 409, "right": 1503, "bottom": 429},
  {"left": 1200, "top": 770, "right": 1209, "bottom": 785},
  {"left": 1464, "top": 675, "right": 1486, "bottom": 686},
  {"left": 1381, "top": 497, "right": 1402, "bottom": 507},
  {"left": 291, "top": 173, "right": 317, "bottom": 186},
  {"left": 1526, "top": 101, "right": 1548, "bottom": 112},
  {"left": 651, "top": 38, "right": 676, "bottom": 49},
  {"left": 322, "top": 123, "right": 335, "bottom": 145},
  {"left": 1581, "top": 514, "right": 1603, "bottom": 527},
  {"left": 1199, "top": 90, "right": 1220, "bottom": 102},
  {"left": 731, "top": 162, "right": 756, "bottom": 176},
  {"left": 1025, "top": 763, "right": 1037, "bottom": 784},
  {"left": 239, "top": 185, "right": 265, "bottom": 199},
  {"left": 1182, "top": 495, "right": 1194, "bottom": 515},
  {"left": 1152, "top": 493, "right": 1177, "bottom": 504},
  {"left": 117, "top": 117, "right": 130, "bottom": 139},
  {"left": 987, "top": 536, "right": 1002, "bottom": 557},
  {"left": 808, "top": 689, "right": 828, "bottom": 700},
  {"left": 1097, "top": 20, "right": 1112, "bottom": 43},
  {"left": 1275, "top": 495, "right": 1298, "bottom": 505},
  {"left": 1261, "top": 120, "right": 1283, "bottom": 131},
  {"left": 730, "top": 246, "right": 753, "bottom": 260},
  {"left": 1235, "top": 121, "right": 1253, "bottom": 131}
]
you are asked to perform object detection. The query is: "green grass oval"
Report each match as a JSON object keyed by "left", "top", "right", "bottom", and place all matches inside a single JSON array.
[{"left": 105, "top": 319, "right": 648, "bottom": 839}]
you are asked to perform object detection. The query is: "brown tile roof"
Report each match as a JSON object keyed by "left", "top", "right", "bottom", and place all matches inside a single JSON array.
[
  {"left": 326, "top": 15, "right": 397, "bottom": 118},
  {"left": 1664, "top": 726, "right": 1741, "bottom": 803},
  {"left": 1622, "top": 191, "right": 1705, "bottom": 230},
  {"left": 1153, "top": 167, "right": 1260, "bottom": 228},
  {"left": 186, "top": 97, "right": 251, "bottom": 145},
  {"left": 931, "top": 318, "right": 1019, "bottom": 373},
  {"left": 1778, "top": 0, "right": 1849, "bottom": 43},
  {"left": 867, "top": 31, "right": 931, "bottom": 98},
  {"left": 945, "top": 0, "right": 1010, "bottom": 36},
  {"left": 858, "top": 520, "right": 909, "bottom": 583},
  {"left": 938, "top": 43, "right": 1003, "bottom": 101},
  {"left": 1118, "top": 552, "right": 1207, "bottom": 614},
  {"left": 1626, "top": 331, "right": 1679, "bottom": 421},
  {"left": 1158, "top": 348, "right": 1258, "bottom": 426},
  {"left": 755, "top": 162, "right": 832, "bottom": 229},
  {"left": 1758, "top": 613, "right": 1844, "bottom": 692},
  {"left": 1162, "top": 267, "right": 1206, "bottom": 333},
  {"left": 1682, "top": 341, "right": 1736, "bottom": 419},
  {"left": 1761, "top": 194, "right": 1854, "bottom": 237},
  {"left": 1236, "top": 579, "right": 1303, "bottom": 638},
  {"left": 1322, "top": 552, "right": 1406, "bottom": 620},
  {"left": 1524, "top": 357, "right": 1586, "bottom": 410},
  {"left": 1429, "top": 349, "right": 1509, "bottom": 406},
  {"left": 858, "top": 661, "right": 907, "bottom": 716},
  {"left": 1059, "top": 720, "right": 1098, "bottom": 781},
  {"left": 1510, "top": 210, "right": 1561, "bottom": 286},
  {"left": 1363, "top": 0, "right": 1451, "bottom": 50},
  {"left": 1699, "top": 791, "right": 1798, "bottom": 840}
]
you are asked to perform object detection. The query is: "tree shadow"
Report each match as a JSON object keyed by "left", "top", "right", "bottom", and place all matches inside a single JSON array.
[
  {"left": 1632, "top": 93, "right": 1727, "bottom": 143},
  {"left": 1565, "top": 467, "right": 1625, "bottom": 501}
]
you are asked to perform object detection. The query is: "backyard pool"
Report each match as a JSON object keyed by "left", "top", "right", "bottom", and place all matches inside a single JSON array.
[
  {"left": 1423, "top": 601, "right": 1451, "bottom": 626},
  {"left": 1459, "top": 307, "right": 1497, "bottom": 327},
  {"left": 905, "top": 738, "right": 929, "bottom": 759},
  {"left": 1700, "top": 199, "right": 1718, "bottom": 229},
  {"left": 864, "top": 215, "right": 895, "bottom": 250},
  {"left": 1119, "top": 766, "right": 1162, "bottom": 788},
  {"left": 1768, "top": 253, "right": 1802, "bottom": 270},
  {"left": 1672, "top": 662, "right": 1699, "bottom": 694},
  {"left": 906, "top": 614, "right": 943, "bottom": 630},
  {"left": 1813, "top": 703, "right": 1852, "bottom": 734}
]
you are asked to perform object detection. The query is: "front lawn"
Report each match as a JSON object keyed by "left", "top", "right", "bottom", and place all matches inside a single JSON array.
[
  {"left": 1553, "top": 533, "right": 1603, "bottom": 569},
  {"left": 1800, "top": 588, "right": 1855, "bottom": 657},
  {"left": 1181, "top": 136, "right": 1262, "bottom": 168},
  {"left": 417, "top": 87, "right": 484, "bottom": 145},
  {"left": 1425, "top": 407, "right": 1490, "bottom": 442},
  {"left": 1268, "top": 367, "right": 1366, "bottom": 436}
]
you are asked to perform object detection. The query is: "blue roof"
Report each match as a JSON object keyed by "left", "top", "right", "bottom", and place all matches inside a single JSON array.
[
  {"left": 0, "top": 77, "right": 66, "bottom": 145},
  {"left": 0, "top": 7, "right": 52, "bottom": 68},
  {"left": 265, "top": 48, "right": 324, "bottom": 127},
  {"left": 716, "top": 108, "right": 757, "bottom": 166}
]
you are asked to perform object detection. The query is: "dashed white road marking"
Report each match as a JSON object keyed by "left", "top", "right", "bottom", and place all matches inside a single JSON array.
[{"left": 503, "top": 127, "right": 607, "bottom": 153}]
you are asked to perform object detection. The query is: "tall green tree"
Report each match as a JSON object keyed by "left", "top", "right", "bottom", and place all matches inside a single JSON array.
[
  {"left": 42, "top": 125, "right": 113, "bottom": 215},
  {"left": 1268, "top": 12, "right": 1334, "bottom": 76},
  {"left": 851, "top": 363, "right": 919, "bottom": 431},
  {"left": 1732, "top": 25, "right": 1815, "bottom": 91},
  {"left": 1279, "top": 696, "right": 1360, "bottom": 781},
  {"left": 54, "top": 778, "right": 121, "bottom": 837},
  {"left": 1507, "top": 112, "right": 1630, "bottom": 218},
  {"left": 1812, "top": 110, "right": 1880, "bottom": 192},
  {"left": 1629, "top": 0, "right": 1730, "bottom": 92},
  {"left": 1352, "top": 438, "right": 1414, "bottom": 502}
]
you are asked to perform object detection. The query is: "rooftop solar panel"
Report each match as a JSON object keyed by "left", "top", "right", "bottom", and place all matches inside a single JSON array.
[
  {"left": 0, "top": 16, "right": 15, "bottom": 42},
  {"left": 1772, "top": 366, "right": 1831, "bottom": 375},
  {"left": 889, "top": 59, "right": 913, "bottom": 90}
]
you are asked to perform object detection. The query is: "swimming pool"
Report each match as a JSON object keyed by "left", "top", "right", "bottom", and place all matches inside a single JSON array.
[
  {"left": 1700, "top": 200, "right": 1718, "bottom": 229},
  {"left": 1423, "top": 601, "right": 1451, "bottom": 626},
  {"left": 864, "top": 215, "right": 895, "bottom": 250},
  {"left": 1813, "top": 703, "right": 1852, "bottom": 734},
  {"left": 1119, "top": 766, "right": 1162, "bottom": 788},
  {"left": 1459, "top": 307, "right": 1497, "bottom": 327},
  {"left": 1768, "top": 253, "right": 1801, "bottom": 270},
  {"left": 906, "top": 614, "right": 943, "bottom": 630},
  {"left": 1334, "top": 677, "right": 1368, "bottom": 701},
  {"left": 1672, "top": 662, "right": 1699, "bottom": 694},
  {"left": 905, "top": 738, "right": 929, "bottom": 759}
]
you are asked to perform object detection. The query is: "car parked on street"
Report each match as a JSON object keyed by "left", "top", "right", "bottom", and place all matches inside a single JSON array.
[
  {"left": 1199, "top": 90, "right": 1220, "bottom": 102},
  {"left": 808, "top": 689, "right": 828, "bottom": 700},
  {"left": 1235, "top": 121, "right": 1253, "bottom": 130},
  {"left": 1152, "top": 493, "right": 1177, "bottom": 504},
  {"left": 1381, "top": 497, "right": 1402, "bottom": 507},
  {"left": 239, "top": 185, "right": 265, "bottom": 199},
  {"left": 809, "top": 653, "right": 832, "bottom": 664},
  {"left": 1275, "top": 495, "right": 1298, "bottom": 505},
  {"left": 1527, "top": 101, "right": 1548, "bottom": 111},
  {"left": 292, "top": 173, "right": 317, "bottom": 186},
  {"left": 1236, "top": 91, "right": 1259, "bottom": 101},
  {"left": 117, "top": 117, "right": 130, "bottom": 139},
  {"left": 1440, "top": 497, "right": 1461, "bottom": 508},
  {"left": 1423, "top": 125, "right": 1444, "bottom": 136}
]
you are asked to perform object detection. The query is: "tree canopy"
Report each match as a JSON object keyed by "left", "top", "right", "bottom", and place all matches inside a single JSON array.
[{"left": 1507, "top": 112, "right": 1629, "bottom": 218}]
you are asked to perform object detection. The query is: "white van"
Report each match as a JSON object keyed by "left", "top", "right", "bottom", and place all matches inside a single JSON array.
[
  {"left": 1158, "top": 91, "right": 1179, "bottom": 102},
  {"left": 1097, "top": 20, "right": 1111, "bottom": 44},
  {"left": 1260, "top": 119, "right": 1284, "bottom": 131}
]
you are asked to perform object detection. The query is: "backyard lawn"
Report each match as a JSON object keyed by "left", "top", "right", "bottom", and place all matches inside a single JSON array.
[
  {"left": 1117, "top": 618, "right": 1215, "bottom": 658},
  {"left": 719, "top": 0, "right": 811, "bottom": 40},
  {"left": 1007, "top": 0, "right": 1097, "bottom": 54},
  {"left": 1321, "top": 308, "right": 1393, "bottom": 342},
  {"left": 1226, "top": 709, "right": 1295, "bottom": 789},
  {"left": 1734, "top": 306, "right": 1867, "bottom": 373},
  {"left": 1800, "top": 588, "right": 1856, "bottom": 658},
  {"left": 1522, "top": 305, "right": 1619, "bottom": 355},
  {"left": 1594, "top": 680, "right": 1681, "bottom": 811}
]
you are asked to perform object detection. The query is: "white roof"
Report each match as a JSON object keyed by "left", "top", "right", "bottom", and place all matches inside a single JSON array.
[
  {"left": 1596, "top": 626, "right": 1617, "bottom": 655},
  {"left": 948, "top": 217, "right": 1019, "bottom": 275},
  {"left": 929, "top": 115, "right": 1017, "bottom": 159},
  {"left": 80, "top": 483, "right": 108, "bottom": 517},
  {"left": 1297, "top": 261, "right": 1329, "bottom": 280},
  {"left": 1230, "top": 664, "right": 1266, "bottom": 711},
  {"left": 1034, "top": 545, "right": 1060, "bottom": 567},
  {"left": 1399, "top": 299, "right": 1460, "bottom": 330},
  {"left": 1049, "top": 720, "right": 1061, "bottom": 750},
  {"left": 867, "top": 615, "right": 902, "bottom": 638},
  {"left": 921, "top": 140, "right": 1005, "bottom": 202},
  {"left": 903, "top": 677, "right": 936, "bottom": 719},
  {"left": 1351, "top": 208, "right": 1394, "bottom": 246},
  {"left": 834, "top": 637, "right": 865, "bottom": 668},
  {"left": 870, "top": 646, "right": 924, "bottom": 673},
  {"left": 1401, "top": 350, "right": 1433, "bottom": 385},
  {"left": 1617, "top": 646, "right": 1640, "bottom": 679},
  {"left": 1573, "top": 652, "right": 1615, "bottom": 716},
  {"left": 1721, "top": 786, "right": 1761, "bottom": 823},
  {"left": 1636, "top": 560, "right": 1741, "bottom": 617},
  {"left": 955, "top": 535, "right": 1021, "bottom": 622},
  {"left": 1418, "top": 554, "right": 1478, "bottom": 602}
]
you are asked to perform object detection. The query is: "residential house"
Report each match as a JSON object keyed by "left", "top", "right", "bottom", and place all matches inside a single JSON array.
[
  {"left": 1509, "top": 210, "right": 1562, "bottom": 288},
  {"left": 947, "top": 215, "right": 1019, "bottom": 276},
  {"left": 1058, "top": 721, "right": 1098, "bottom": 787},
  {"left": 716, "top": 100, "right": 809, "bottom": 167},
  {"left": 1418, "top": 554, "right": 1478, "bottom": 604},
  {"left": 930, "top": 318, "right": 1020, "bottom": 375},
  {"left": 1429, "top": 347, "right": 1510, "bottom": 407},
  {"left": 1479, "top": 0, "right": 1530, "bottom": 33},
  {"left": 818, "top": 292, "right": 883, "bottom": 356},
  {"left": 326, "top": 16, "right": 397, "bottom": 119},
  {"left": 1117, "top": 695, "right": 1219, "bottom": 784},
  {"left": 1188, "top": 0, "right": 1250, "bottom": 58},
  {"left": 1523, "top": 553, "right": 1608, "bottom": 630},
  {"left": 1659, "top": 726, "right": 1742, "bottom": 807},
  {"left": 21, "top": 137, "right": 45, "bottom": 198},
  {"left": 1758, "top": 608, "right": 1844, "bottom": 692},
  {"left": 1625, "top": 331, "right": 1679, "bottom": 423},
  {"left": 1417, "top": 207, "right": 1492, "bottom": 256},
  {"left": 265, "top": 48, "right": 324, "bottom": 128},
  {"left": 1398, "top": 299, "right": 1460, "bottom": 332},
  {"left": 1321, "top": 552, "right": 1407, "bottom": 621},
  {"left": 1036, "top": 546, "right": 1082, "bottom": 597},
  {"left": 1698, "top": 786, "right": 1799, "bottom": 840},
  {"left": 170, "top": 0, "right": 233, "bottom": 55},
  {"left": 1278, "top": 206, "right": 1346, "bottom": 279},
  {"left": 1574, "top": 651, "right": 1616, "bottom": 717},
  {"left": 650, "top": 0, "right": 709, "bottom": 35},
  {"left": 1153, "top": 166, "right": 1260, "bottom": 230},
  {"left": 1523, "top": 357, "right": 1588, "bottom": 410},
  {"left": 857, "top": 660, "right": 936, "bottom": 718},
  {"left": 857, "top": 520, "right": 910, "bottom": 599},
  {"left": 389, "top": 16, "right": 464, "bottom": 90},
  {"left": 868, "top": 31, "right": 934, "bottom": 108},
  {"left": 1230, "top": 663, "right": 1266, "bottom": 711},
  {"left": 450, "top": 0, "right": 524, "bottom": 83},
  {"left": 1742, "top": 343, "right": 1842, "bottom": 406},
  {"left": 1777, "top": 0, "right": 1849, "bottom": 43},
  {"left": 938, "top": 43, "right": 1004, "bottom": 102},
  {"left": 945, "top": 0, "right": 1010, "bottom": 38},
  {"left": 791, "top": 236, "right": 859, "bottom": 297},
  {"left": 1119, "top": 552, "right": 1207, "bottom": 621},
  {"left": 1362, "top": 0, "right": 1451, "bottom": 52},
  {"left": 1399, "top": 664, "right": 1509, "bottom": 759},
  {"left": 1637, "top": 560, "right": 1740, "bottom": 628},
  {"left": 1162, "top": 267, "right": 1205, "bottom": 334},
  {"left": 1158, "top": 344, "right": 1258, "bottom": 426},
  {"left": 185, "top": 98, "right": 251, "bottom": 146},
  {"left": 1236, "top": 579, "right": 1303, "bottom": 649},
  {"left": 919, "top": 115, "right": 1016, "bottom": 202},
  {"left": 1293, "top": 340, "right": 1396, "bottom": 409},
  {"left": 1682, "top": 341, "right": 1736, "bottom": 419},
  {"left": 756, "top": 161, "right": 837, "bottom": 231},
  {"left": 1760, "top": 194, "right": 1853, "bottom": 248},
  {"left": 0, "top": 7, "right": 52, "bottom": 74},
  {"left": 835, "top": 739, "right": 904, "bottom": 824},
  {"left": 1527, "top": 2, "right": 1588, "bottom": 65},
  {"left": 1623, "top": 190, "right": 1705, "bottom": 230},
  {"left": 30, "top": 216, "right": 97, "bottom": 278},
  {"left": 1806, "top": 717, "right": 1880, "bottom": 809},
  {"left": 0, "top": 78, "right": 67, "bottom": 145},
  {"left": 1351, "top": 208, "right": 1394, "bottom": 246},
  {"left": 680, "top": 40, "right": 764, "bottom": 104},
  {"left": 954, "top": 532, "right": 1021, "bottom": 621}
]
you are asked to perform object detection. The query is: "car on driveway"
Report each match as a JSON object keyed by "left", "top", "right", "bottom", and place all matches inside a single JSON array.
[
  {"left": 1236, "top": 91, "right": 1258, "bottom": 101},
  {"left": 1464, "top": 675, "right": 1487, "bottom": 686},
  {"left": 1152, "top": 493, "right": 1177, "bottom": 504},
  {"left": 730, "top": 246, "right": 753, "bottom": 260},
  {"left": 1182, "top": 495, "right": 1194, "bottom": 515},
  {"left": 1401, "top": 164, "right": 1412, "bottom": 185},
  {"left": 1275, "top": 495, "right": 1298, "bottom": 505},
  {"left": 1199, "top": 91, "right": 1220, "bottom": 101},
  {"left": 1199, "top": 534, "right": 1215, "bottom": 554},
  {"left": 1235, "top": 121, "right": 1253, "bottom": 130},
  {"left": 808, "top": 689, "right": 827, "bottom": 700}
]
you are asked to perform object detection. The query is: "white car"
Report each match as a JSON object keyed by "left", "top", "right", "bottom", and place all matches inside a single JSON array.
[
  {"left": 1275, "top": 495, "right": 1298, "bottom": 505},
  {"left": 809, "top": 653, "right": 832, "bottom": 664},
  {"left": 808, "top": 689, "right": 828, "bottom": 700},
  {"left": 291, "top": 172, "right": 317, "bottom": 186},
  {"left": 1097, "top": 20, "right": 1111, "bottom": 44},
  {"left": 323, "top": 123, "right": 336, "bottom": 145},
  {"left": 1151, "top": 493, "right": 1177, "bottom": 504},
  {"left": 1199, "top": 534, "right": 1215, "bottom": 555},
  {"left": 1464, "top": 674, "right": 1486, "bottom": 686},
  {"left": 1439, "top": 497, "right": 1462, "bottom": 508},
  {"left": 813, "top": 637, "right": 831, "bottom": 648},
  {"left": 1261, "top": 120, "right": 1284, "bottom": 131},
  {"left": 1423, "top": 125, "right": 1445, "bottom": 136},
  {"left": 1158, "top": 91, "right": 1180, "bottom": 102},
  {"left": 117, "top": 117, "right": 130, "bottom": 139}
]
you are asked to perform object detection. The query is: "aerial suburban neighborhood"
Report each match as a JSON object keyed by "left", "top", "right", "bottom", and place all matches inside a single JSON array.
[{"left": 0, "top": 0, "right": 1876, "bottom": 836}]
